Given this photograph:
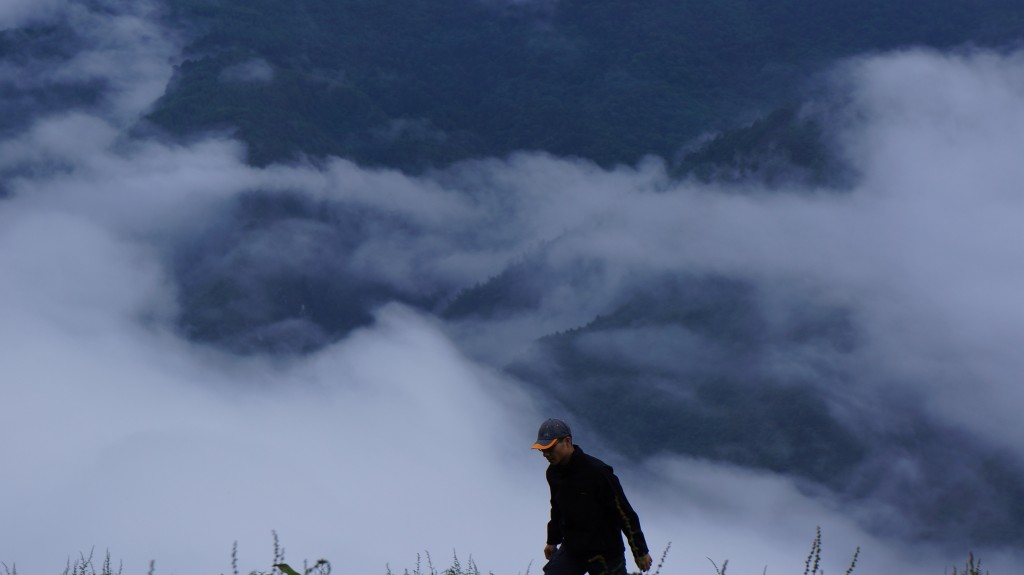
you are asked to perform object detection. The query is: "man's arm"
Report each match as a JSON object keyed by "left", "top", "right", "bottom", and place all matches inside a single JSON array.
[
  {"left": 545, "top": 469, "right": 563, "bottom": 558},
  {"left": 602, "top": 467, "right": 650, "bottom": 566}
]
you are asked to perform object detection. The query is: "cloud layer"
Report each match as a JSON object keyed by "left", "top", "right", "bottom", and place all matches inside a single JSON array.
[{"left": 2, "top": 3, "right": 1024, "bottom": 574}]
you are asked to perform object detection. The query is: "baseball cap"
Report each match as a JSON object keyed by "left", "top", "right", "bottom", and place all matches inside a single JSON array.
[{"left": 531, "top": 418, "right": 572, "bottom": 449}]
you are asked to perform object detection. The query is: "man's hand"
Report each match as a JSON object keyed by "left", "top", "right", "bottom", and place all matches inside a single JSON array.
[
  {"left": 636, "top": 553, "right": 653, "bottom": 572},
  {"left": 544, "top": 544, "right": 558, "bottom": 560}
]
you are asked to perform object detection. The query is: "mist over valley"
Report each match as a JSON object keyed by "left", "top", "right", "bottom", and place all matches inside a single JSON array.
[{"left": 3, "top": 1, "right": 1024, "bottom": 573}]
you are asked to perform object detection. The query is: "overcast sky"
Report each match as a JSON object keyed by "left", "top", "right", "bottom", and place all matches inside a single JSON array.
[{"left": 3, "top": 2, "right": 1024, "bottom": 574}]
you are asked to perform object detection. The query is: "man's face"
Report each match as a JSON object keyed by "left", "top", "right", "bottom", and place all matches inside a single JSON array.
[{"left": 540, "top": 437, "right": 573, "bottom": 466}]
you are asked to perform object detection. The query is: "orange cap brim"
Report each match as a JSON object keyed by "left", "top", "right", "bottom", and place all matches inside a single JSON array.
[{"left": 531, "top": 437, "right": 559, "bottom": 450}]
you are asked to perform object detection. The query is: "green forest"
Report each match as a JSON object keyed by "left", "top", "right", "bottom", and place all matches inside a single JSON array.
[{"left": 150, "top": 0, "right": 1024, "bottom": 170}]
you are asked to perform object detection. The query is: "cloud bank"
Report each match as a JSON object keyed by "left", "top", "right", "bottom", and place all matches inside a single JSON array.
[{"left": 2, "top": 3, "right": 1024, "bottom": 573}]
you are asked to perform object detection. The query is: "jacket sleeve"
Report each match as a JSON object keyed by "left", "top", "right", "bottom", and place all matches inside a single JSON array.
[
  {"left": 546, "top": 468, "right": 564, "bottom": 546},
  {"left": 602, "top": 467, "right": 649, "bottom": 558}
]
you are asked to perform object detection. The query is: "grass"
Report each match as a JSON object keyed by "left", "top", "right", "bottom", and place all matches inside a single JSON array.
[
  {"left": 950, "top": 553, "right": 989, "bottom": 575},
  {"left": 385, "top": 550, "right": 493, "bottom": 575},
  {"left": 706, "top": 526, "right": 860, "bottom": 575},
  {"left": 0, "top": 529, "right": 993, "bottom": 574}
]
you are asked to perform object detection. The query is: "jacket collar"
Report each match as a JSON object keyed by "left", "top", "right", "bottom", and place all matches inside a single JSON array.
[{"left": 561, "top": 444, "right": 584, "bottom": 469}]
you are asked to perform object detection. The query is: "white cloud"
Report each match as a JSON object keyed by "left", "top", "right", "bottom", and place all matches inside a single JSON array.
[
  {"left": 58, "top": 2, "right": 179, "bottom": 122},
  {"left": 3, "top": 2, "right": 1024, "bottom": 570},
  {"left": 0, "top": 1, "right": 178, "bottom": 124},
  {"left": 633, "top": 456, "right": 1024, "bottom": 575},
  {"left": 0, "top": 246, "right": 548, "bottom": 572},
  {"left": 447, "top": 49, "right": 1024, "bottom": 461}
]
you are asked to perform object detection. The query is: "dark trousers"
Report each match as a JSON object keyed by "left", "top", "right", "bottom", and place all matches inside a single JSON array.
[{"left": 543, "top": 547, "right": 627, "bottom": 575}]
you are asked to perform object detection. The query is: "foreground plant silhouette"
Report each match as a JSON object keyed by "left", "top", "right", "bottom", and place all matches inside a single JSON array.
[
  {"left": 950, "top": 552, "right": 988, "bottom": 575},
  {"left": 0, "top": 530, "right": 995, "bottom": 574},
  {"left": 707, "top": 527, "right": 859, "bottom": 575}
]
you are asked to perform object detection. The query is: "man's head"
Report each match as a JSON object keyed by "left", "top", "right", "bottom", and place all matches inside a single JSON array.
[{"left": 531, "top": 418, "right": 574, "bottom": 465}]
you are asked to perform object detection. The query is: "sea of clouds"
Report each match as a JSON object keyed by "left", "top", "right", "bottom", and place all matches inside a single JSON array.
[{"left": 2, "top": 2, "right": 1024, "bottom": 574}]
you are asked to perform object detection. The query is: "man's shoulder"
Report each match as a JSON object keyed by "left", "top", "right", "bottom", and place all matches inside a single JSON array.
[{"left": 574, "top": 446, "right": 614, "bottom": 474}]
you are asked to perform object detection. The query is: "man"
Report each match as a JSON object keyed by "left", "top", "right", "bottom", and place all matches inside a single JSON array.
[{"left": 532, "top": 418, "right": 654, "bottom": 575}]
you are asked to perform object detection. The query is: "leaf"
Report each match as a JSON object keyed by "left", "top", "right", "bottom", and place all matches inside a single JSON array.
[{"left": 274, "top": 564, "right": 301, "bottom": 575}]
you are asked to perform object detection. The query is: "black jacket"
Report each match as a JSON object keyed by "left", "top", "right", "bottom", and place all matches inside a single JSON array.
[{"left": 546, "top": 445, "right": 649, "bottom": 560}]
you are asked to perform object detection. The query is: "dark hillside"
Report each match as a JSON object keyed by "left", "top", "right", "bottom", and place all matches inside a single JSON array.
[
  {"left": 149, "top": 0, "right": 1024, "bottom": 169},
  {"left": 674, "top": 105, "right": 848, "bottom": 188},
  {"left": 172, "top": 191, "right": 442, "bottom": 354},
  {"left": 0, "top": 25, "right": 106, "bottom": 136},
  {"left": 506, "top": 273, "right": 1024, "bottom": 545}
]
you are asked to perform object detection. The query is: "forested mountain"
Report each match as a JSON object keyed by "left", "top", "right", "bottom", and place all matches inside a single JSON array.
[
  {"left": 149, "top": 0, "right": 1024, "bottom": 169},
  {"left": 140, "top": 8, "right": 1024, "bottom": 546},
  {"left": 8, "top": 0, "right": 1024, "bottom": 569},
  {"left": 148, "top": 0, "right": 1024, "bottom": 354},
  {"left": 506, "top": 273, "right": 1024, "bottom": 544}
]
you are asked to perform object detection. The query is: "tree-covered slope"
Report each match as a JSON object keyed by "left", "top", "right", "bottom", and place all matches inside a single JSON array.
[
  {"left": 503, "top": 272, "right": 1024, "bottom": 545},
  {"left": 149, "top": 0, "right": 1024, "bottom": 169}
]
